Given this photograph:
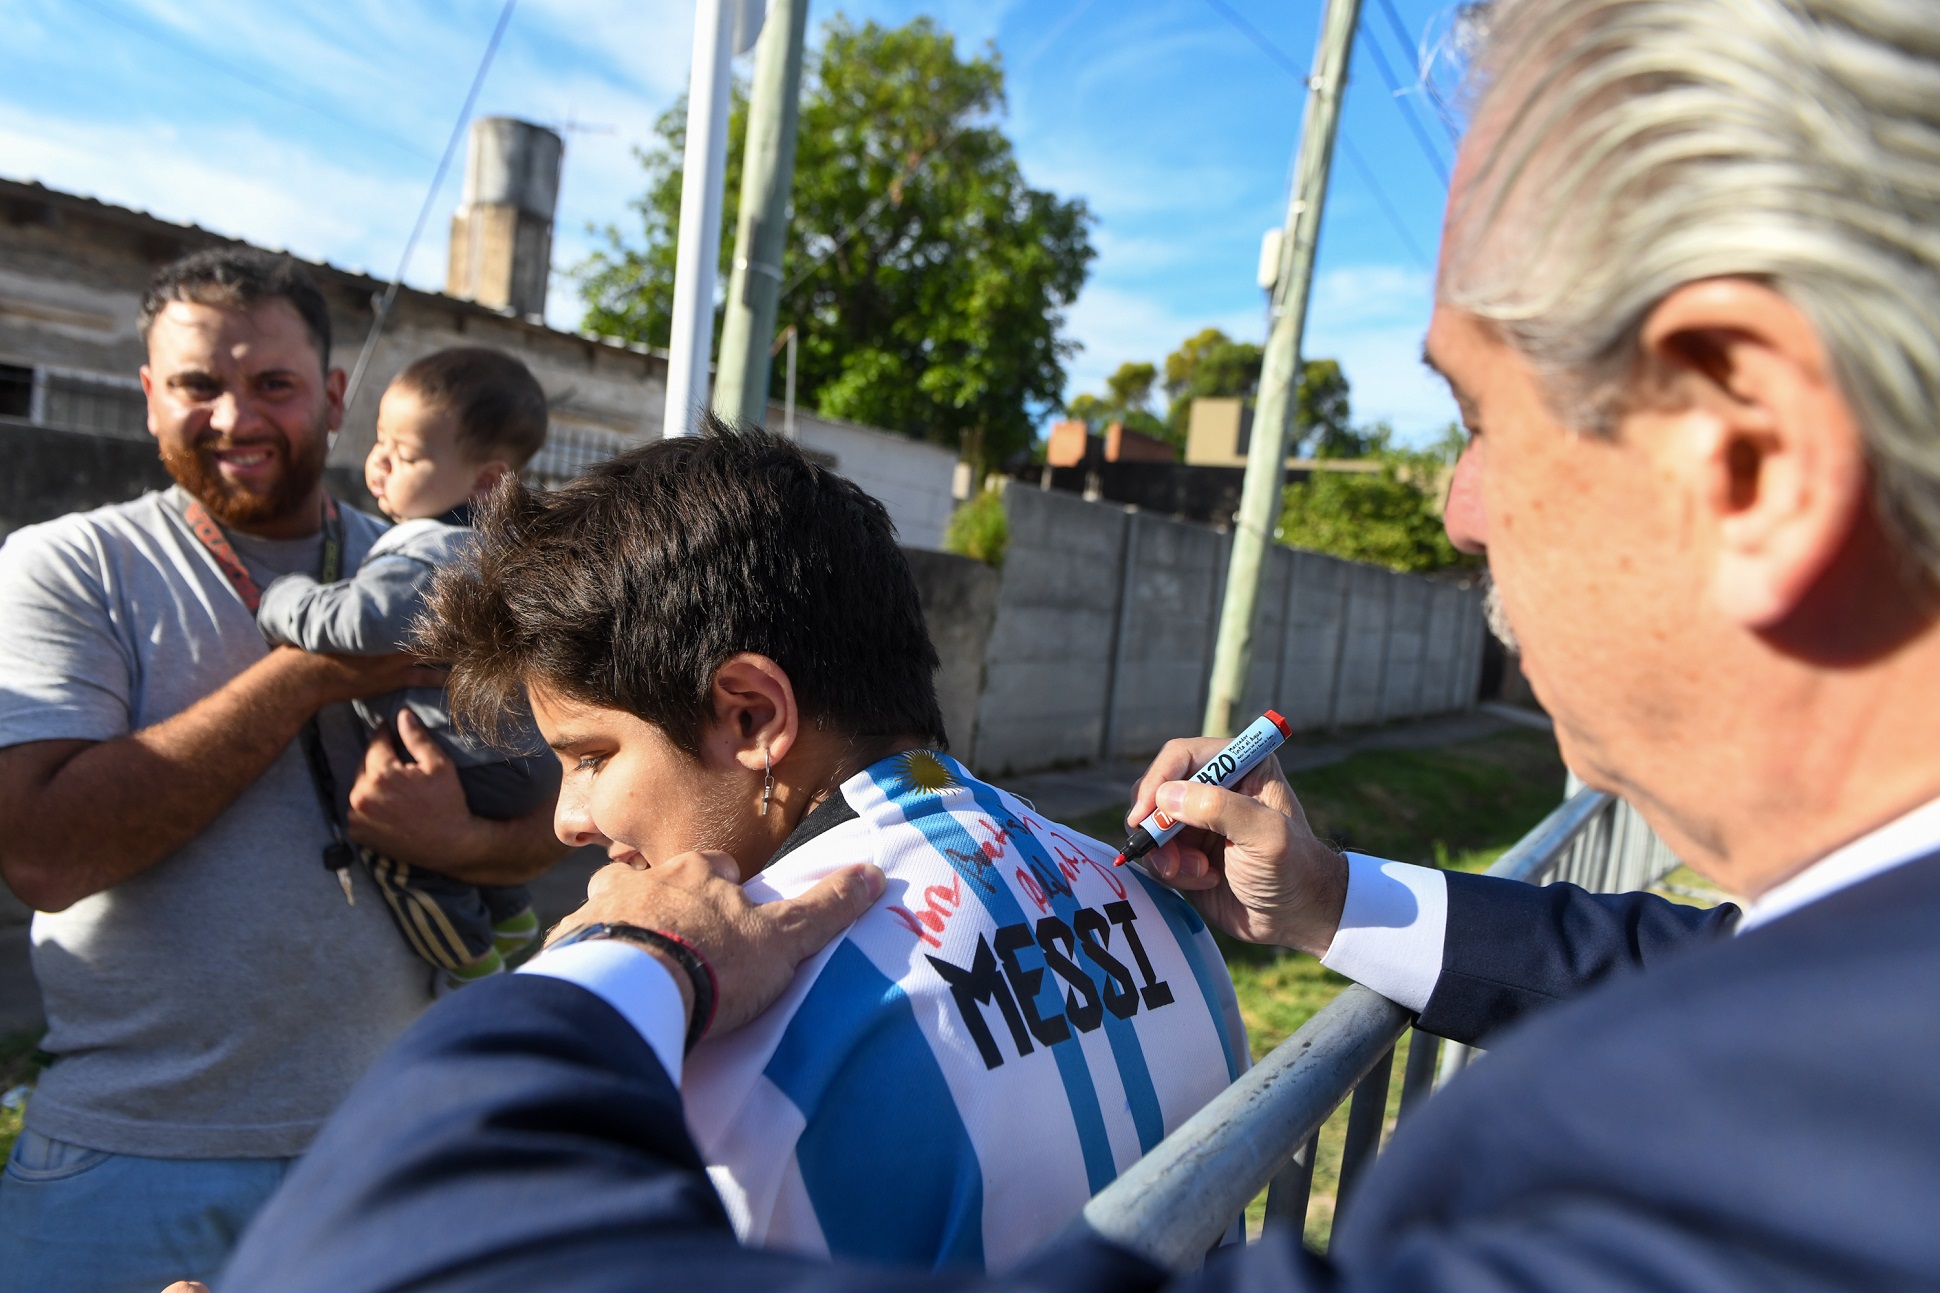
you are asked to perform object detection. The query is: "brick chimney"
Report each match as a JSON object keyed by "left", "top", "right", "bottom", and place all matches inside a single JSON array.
[{"left": 446, "top": 117, "right": 564, "bottom": 319}]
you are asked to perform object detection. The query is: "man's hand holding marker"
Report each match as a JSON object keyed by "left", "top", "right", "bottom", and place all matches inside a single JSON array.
[{"left": 1123, "top": 710, "right": 1350, "bottom": 960}]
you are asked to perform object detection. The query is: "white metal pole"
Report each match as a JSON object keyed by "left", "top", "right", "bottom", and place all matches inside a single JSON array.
[
  {"left": 663, "top": 0, "right": 737, "bottom": 438},
  {"left": 1202, "top": 0, "right": 1361, "bottom": 736},
  {"left": 784, "top": 325, "right": 797, "bottom": 439}
]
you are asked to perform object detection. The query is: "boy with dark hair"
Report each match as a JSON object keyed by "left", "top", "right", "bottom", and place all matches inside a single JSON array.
[
  {"left": 258, "top": 347, "right": 557, "bottom": 989},
  {"left": 418, "top": 419, "right": 1247, "bottom": 1270}
]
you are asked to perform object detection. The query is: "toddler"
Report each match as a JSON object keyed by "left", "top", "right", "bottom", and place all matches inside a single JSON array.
[{"left": 259, "top": 346, "right": 556, "bottom": 990}]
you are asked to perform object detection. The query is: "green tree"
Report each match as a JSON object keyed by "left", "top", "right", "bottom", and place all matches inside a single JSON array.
[
  {"left": 577, "top": 17, "right": 1095, "bottom": 472},
  {"left": 1162, "top": 327, "right": 1261, "bottom": 435},
  {"left": 1297, "top": 359, "right": 1356, "bottom": 458},
  {"left": 1159, "top": 329, "right": 1352, "bottom": 455},
  {"left": 1276, "top": 424, "right": 1477, "bottom": 572},
  {"left": 1065, "top": 360, "right": 1169, "bottom": 447},
  {"left": 1105, "top": 360, "right": 1157, "bottom": 412}
]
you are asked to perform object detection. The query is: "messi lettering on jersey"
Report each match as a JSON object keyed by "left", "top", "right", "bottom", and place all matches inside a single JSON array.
[
  {"left": 680, "top": 750, "right": 1248, "bottom": 1274},
  {"left": 927, "top": 901, "right": 1175, "bottom": 1070}
]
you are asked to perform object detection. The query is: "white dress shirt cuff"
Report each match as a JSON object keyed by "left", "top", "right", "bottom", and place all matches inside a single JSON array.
[
  {"left": 1318, "top": 855, "right": 1448, "bottom": 1014},
  {"left": 519, "top": 938, "right": 689, "bottom": 1087}
]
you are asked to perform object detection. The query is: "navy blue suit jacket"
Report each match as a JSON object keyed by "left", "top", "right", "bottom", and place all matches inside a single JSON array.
[{"left": 224, "top": 854, "right": 1940, "bottom": 1291}]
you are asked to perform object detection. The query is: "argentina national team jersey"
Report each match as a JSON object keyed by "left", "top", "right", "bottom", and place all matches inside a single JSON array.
[{"left": 681, "top": 750, "right": 1249, "bottom": 1272}]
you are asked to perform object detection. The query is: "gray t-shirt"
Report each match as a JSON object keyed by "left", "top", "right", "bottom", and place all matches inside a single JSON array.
[{"left": 0, "top": 487, "right": 434, "bottom": 1158}]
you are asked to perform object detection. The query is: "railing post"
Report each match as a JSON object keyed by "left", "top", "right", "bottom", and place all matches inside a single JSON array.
[
  {"left": 1262, "top": 1131, "right": 1320, "bottom": 1234},
  {"left": 1397, "top": 1028, "right": 1441, "bottom": 1120},
  {"left": 1333, "top": 1043, "right": 1395, "bottom": 1223}
]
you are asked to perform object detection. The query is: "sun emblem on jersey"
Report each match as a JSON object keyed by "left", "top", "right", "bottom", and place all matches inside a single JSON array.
[{"left": 893, "top": 749, "right": 957, "bottom": 797}]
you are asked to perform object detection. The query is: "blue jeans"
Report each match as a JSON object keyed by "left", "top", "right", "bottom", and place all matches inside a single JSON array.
[{"left": 0, "top": 1128, "right": 292, "bottom": 1293}]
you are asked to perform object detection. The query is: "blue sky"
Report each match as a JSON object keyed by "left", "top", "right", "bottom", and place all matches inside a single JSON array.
[{"left": 2, "top": 0, "right": 1461, "bottom": 442}]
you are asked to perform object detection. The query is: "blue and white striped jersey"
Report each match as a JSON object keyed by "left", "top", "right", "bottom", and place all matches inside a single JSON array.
[{"left": 683, "top": 750, "right": 1249, "bottom": 1272}]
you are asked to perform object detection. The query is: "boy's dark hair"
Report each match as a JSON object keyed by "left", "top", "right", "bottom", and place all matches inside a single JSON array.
[
  {"left": 421, "top": 418, "right": 947, "bottom": 755},
  {"left": 393, "top": 347, "right": 549, "bottom": 469},
  {"left": 140, "top": 248, "right": 332, "bottom": 367}
]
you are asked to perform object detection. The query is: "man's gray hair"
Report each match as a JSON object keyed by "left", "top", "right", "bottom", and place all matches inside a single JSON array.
[{"left": 1441, "top": 0, "right": 1940, "bottom": 576}]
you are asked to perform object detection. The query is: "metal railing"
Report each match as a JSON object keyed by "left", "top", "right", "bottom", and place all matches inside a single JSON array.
[{"left": 1078, "top": 787, "right": 1684, "bottom": 1272}]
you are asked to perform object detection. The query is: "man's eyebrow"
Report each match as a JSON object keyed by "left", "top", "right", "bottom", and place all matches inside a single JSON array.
[
  {"left": 1420, "top": 343, "right": 1448, "bottom": 381},
  {"left": 545, "top": 733, "right": 587, "bottom": 753},
  {"left": 1421, "top": 344, "right": 1475, "bottom": 411}
]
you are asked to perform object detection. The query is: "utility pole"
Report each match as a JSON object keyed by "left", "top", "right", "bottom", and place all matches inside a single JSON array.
[
  {"left": 662, "top": 0, "right": 741, "bottom": 438},
  {"left": 714, "top": 0, "right": 810, "bottom": 425},
  {"left": 1202, "top": 0, "right": 1362, "bottom": 738}
]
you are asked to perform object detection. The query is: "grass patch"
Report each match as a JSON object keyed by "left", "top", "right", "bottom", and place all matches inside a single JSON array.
[
  {"left": 1052, "top": 725, "right": 1566, "bottom": 1248},
  {"left": 0, "top": 1029, "right": 48, "bottom": 1163}
]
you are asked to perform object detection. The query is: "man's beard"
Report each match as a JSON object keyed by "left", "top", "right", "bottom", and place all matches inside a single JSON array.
[
  {"left": 159, "top": 412, "right": 330, "bottom": 529},
  {"left": 1482, "top": 572, "right": 1521, "bottom": 655}
]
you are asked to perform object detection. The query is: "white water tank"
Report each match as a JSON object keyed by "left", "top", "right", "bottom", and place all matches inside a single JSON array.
[{"left": 446, "top": 117, "right": 564, "bottom": 319}]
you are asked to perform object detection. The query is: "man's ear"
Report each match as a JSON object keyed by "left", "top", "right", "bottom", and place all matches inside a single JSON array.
[
  {"left": 324, "top": 365, "right": 348, "bottom": 433},
  {"left": 1639, "top": 279, "right": 1870, "bottom": 629},
  {"left": 140, "top": 366, "right": 159, "bottom": 439},
  {"left": 469, "top": 460, "right": 511, "bottom": 499},
  {"left": 703, "top": 654, "right": 801, "bottom": 774}
]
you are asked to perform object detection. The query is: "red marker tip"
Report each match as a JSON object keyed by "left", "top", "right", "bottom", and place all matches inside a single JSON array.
[{"left": 1113, "top": 853, "right": 1127, "bottom": 867}]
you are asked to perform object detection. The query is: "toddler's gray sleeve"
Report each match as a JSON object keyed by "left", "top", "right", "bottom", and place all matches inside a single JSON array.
[{"left": 257, "top": 553, "right": 437, "bottom": 655}]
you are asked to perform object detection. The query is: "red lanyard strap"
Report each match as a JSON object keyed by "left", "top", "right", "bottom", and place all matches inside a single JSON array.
[
  {"left": 173, "top": 487, "right": 360, "bottom": 903},
  {"left": 180, "top": 493, "right": 342, "bottom": 610}
]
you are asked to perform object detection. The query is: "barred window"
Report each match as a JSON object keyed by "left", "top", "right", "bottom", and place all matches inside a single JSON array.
[
  {"left": 0, "top": 363, "right": 29, "bottom": 420},
  {"left": 0, "top": 364, "right": 148, "bottom": 440},
  {"left": 524, "top": 421, "right": 631, "bottom": 489},
  {"left": 40, "top": 369, "right": 148, "bottom": 440}
]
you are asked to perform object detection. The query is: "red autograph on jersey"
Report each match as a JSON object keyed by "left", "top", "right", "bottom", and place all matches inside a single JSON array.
[{"left": 887, "top": 873, "right": 966, "bottom": 949}]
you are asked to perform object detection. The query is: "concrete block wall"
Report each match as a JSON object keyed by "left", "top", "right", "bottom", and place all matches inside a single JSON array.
[
  {"left": 786, "top": 408, "right": 958, "bottom": 551},
  {"left": 1331, "top": 564, "right": 1394, "bottom": 729},
  {"left": 969, "top": 484, "right": 1487, "bottom": 776},
  {"left": 1103, "top": 509, "right": 1230, "bottom": 759},
  {"left": 970, "top": 487, "right": 1129, "bottom": 771},
  {"left": 903, "top": 548, "right": 1002, "bottom": 762}
]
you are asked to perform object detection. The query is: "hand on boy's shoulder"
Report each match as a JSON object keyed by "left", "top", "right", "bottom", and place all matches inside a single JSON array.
[{"left": 558, "top": 850, "right": 886, "bottom": 1038}]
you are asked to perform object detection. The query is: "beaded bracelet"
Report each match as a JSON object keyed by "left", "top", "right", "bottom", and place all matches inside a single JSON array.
[{"left": 549, "top": 921, "right": 720, "bottom": 1053}]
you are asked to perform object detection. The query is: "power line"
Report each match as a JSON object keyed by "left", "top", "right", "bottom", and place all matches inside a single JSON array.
[
  {"left": 64, "top": 0, "right": 436, "bottom": 163},
  {"left": 1357, "top": 23, "right": 1451, "bottom": 185},
  {"left": 782, "top": 0, "right": 1103, "bottom": 305},
  {"left": 1375, "top": 0, "right": 1461, "bottom": 143},
  {"left": 1202, "top": 0, "right": 1306, "bottom": 80},
  {"left": 342, "top": 0, "right": 519, "bottom": 410},
  {"left": 1336, "top": 137, "right": 1433, "bottom": 270},
  {"left": 1198, "top": 0, "right": 1434, "bottom": 273}
]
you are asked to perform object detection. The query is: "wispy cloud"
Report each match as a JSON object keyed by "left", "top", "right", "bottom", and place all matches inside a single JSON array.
[
  {"left": 0, "top": 104, "right": 432, "bottom": 279},
  {"left": 4, "top": 0, "right": 1458, "bottom": 439}
]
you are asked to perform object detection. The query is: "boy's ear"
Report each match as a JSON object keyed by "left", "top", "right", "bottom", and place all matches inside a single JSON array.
[
  {"left": 469, "top": 460, "right": 512, "bottom": 499},
  {"left": 704, "top": 654, "right": 801, "bottom": 774}
]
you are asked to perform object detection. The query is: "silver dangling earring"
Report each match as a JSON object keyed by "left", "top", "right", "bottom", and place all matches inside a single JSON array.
[{"left": 761, "top": 746, "right": 774, "bottom": 816}]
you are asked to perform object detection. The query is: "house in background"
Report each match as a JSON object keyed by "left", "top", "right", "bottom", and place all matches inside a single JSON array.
[{"left": 0, "top": 121, "right": 955, "bottom": 546}]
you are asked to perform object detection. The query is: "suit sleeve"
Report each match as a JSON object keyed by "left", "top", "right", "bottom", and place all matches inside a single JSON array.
[
  {"left": 219, "top": 973, "right": 1323, "bottom": 1293},
  {"left": 1414, "top": 871, "right": 1738, "bottom": 1044}
]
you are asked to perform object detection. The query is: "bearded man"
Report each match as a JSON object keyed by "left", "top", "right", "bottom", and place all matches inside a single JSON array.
[{"left": 0, "top": 248, "right": 563, "bottom": 1293}]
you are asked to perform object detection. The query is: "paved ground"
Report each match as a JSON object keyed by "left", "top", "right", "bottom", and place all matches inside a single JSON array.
[{"left": 0, "top": 705, "right": 1554, "bottom": 1037}]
